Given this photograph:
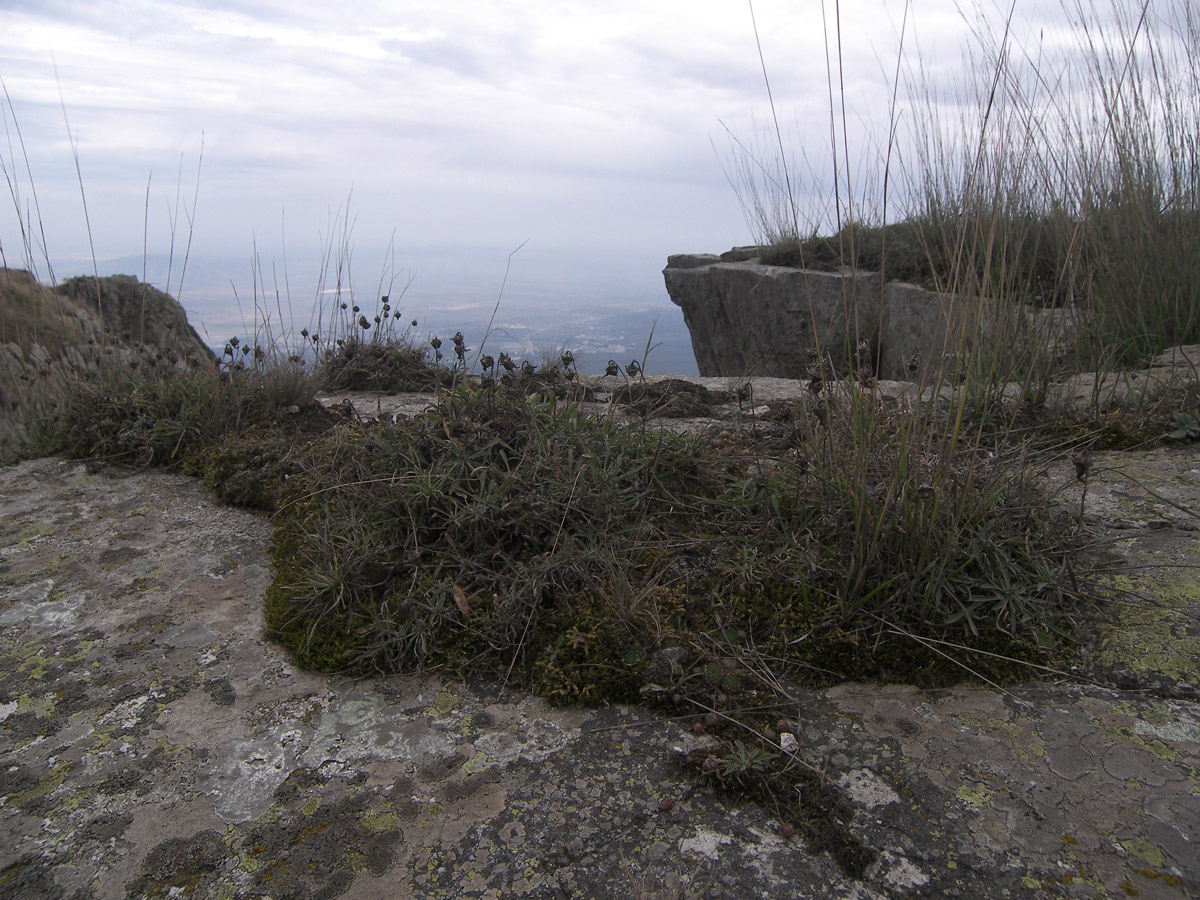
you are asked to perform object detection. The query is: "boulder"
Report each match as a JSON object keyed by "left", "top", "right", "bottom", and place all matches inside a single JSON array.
[
  {"left": 55, "top": 272, "right": 213, "bottom": 361},
  {"left": 663, "top": 251, "right": 1068, "bottom": 380}
]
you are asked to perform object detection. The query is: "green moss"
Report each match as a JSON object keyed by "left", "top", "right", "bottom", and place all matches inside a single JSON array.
[{"left": 262, "top": 571, "right": 372, "bottom": 675}]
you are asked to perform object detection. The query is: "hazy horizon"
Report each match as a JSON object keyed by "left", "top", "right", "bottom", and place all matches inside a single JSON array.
[
  {"left": 3, "top": 0, "right": 1170, "bottom": 376},
  {"left": 47, "top": 249, "right": 702, "bottom": 375}
]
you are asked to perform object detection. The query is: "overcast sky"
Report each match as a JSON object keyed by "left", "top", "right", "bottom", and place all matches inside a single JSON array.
[{"left": 0, "top": 0, "right": 1162, "bottom": 347}]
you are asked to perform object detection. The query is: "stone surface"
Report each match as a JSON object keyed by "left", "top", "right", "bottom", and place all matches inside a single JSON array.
[
  {"left": 2, "top": 374, "right": 1199, "bottom": 898},
  {"left": 663, "top": 251, "right": 1072, "bottom": 380}
]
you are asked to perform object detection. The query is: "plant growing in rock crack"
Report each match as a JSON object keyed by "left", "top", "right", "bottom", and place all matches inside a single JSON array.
[{"left": 1168, "top": 411, "right": 1200, "bottom": 442}]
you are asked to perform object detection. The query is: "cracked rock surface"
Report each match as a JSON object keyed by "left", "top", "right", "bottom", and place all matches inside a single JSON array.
[{"left": 2, "top": 395, "right": 1198, "bottom": 897}]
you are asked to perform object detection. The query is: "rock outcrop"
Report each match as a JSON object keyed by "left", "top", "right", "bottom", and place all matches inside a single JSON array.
[
  {"left": 0, "top": 268, "right": 215, "bottom": 455},
  {"left": 663, "top": 249, "right": 1070, "bottom": 380},
  {"left": 54, "top": 272, "right": 213, "bottom": 360}
]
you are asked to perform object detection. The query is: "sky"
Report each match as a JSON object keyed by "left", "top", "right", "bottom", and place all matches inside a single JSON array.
[{"left": 0, "top": 0, "right": 1165, "bottom": 366}]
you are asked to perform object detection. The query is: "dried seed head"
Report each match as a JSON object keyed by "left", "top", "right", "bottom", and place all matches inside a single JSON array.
[{"left": 1072, "top": 452, "right": 1091, "bottom": 482}]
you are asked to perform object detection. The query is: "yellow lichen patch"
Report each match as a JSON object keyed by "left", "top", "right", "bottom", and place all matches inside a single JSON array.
[
  {"left": 10, "top": 762, "right": 73, "bottom": 805},
  {"left": 1143, "top": 739, "right": 1177, "bottom": 762},
  {"left": 954, "top": 782, "right": 994, "bottom": 808},
  {"left": 1121, "top": 836, "right": 1165, "bottom": 867},
  {"left": 427, "top": 691, "right": 457, "bottom": 716},
  {"left": 462, "top": 752, "right": 493, "bottom": 776},
  {"left": 414, "top": 800, "right": 444, "bottom": 828},
  {"left": 16, "top": 691, "right": 56, "bottom": 717},
  {"left": 237, "top": 855, "right": 260, "bottom": 873},
  {"left": 300, "top": 797, "right": 320, "bottom": 816},
  {"left": 360, "top": 810, "right": 401, "bottom": 835},
  {"left": 17, "top": 649, "right": 53, "bottom": 681},
  {"left": 1092, "top": 569, "right": 1200, "bottom": 683}
]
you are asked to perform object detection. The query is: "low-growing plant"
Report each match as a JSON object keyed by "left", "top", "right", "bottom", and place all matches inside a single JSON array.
[
  {"left": 29, "top": 340, "right": 316, "bottom": 467},
  {"left": 1168, "top": 411, "right": 1200, "bottom": 442},
  {"left": 257, "top": 375, "right": 1079, "bottom": 702}
]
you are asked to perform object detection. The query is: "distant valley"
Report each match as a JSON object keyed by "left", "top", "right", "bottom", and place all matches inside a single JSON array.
[{"left": 57, "top": 254, "right": 700, "bottom": 376}]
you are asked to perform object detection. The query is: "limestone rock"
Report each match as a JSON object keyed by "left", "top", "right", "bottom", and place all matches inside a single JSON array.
[{"left": 663, "top": 250, "right": 1072, "bottom": 380}]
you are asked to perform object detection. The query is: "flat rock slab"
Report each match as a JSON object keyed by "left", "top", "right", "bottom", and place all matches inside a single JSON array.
[{"left": 1, "top": 456, "right": 1198, "bottom": 899}]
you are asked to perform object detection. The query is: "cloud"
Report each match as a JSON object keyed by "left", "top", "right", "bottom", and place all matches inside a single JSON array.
[{"left": 4, "top": 0, "right": 1092, "bottom": 292}]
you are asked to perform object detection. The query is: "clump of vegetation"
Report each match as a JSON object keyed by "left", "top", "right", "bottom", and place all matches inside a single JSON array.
[
  {"left": 757, "top": 216, "right": 1073, "bottom": 308},
  {"left": 259, "top": 378, "right": 1077, "bottom": 702},
  {"left": 309, "top": 292, "right": 445, "bottom": 392},
  {"left": 266, "top": 389, "right": 711, "bottom": 698},
  {"left": 27, "top": 338, "right": 315, "bottom": 468}
]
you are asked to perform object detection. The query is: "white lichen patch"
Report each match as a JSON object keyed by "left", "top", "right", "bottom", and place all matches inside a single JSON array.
[
  {"left": 838, "top": 768, "right": 900, "bottom": 809},
  {"left": 0, "top": 587, "right": 88, "bottom": 628},
  {"left": 205, "top": 736, "right": 294, "bottom": 823},
  {"left": 1134, "top": 704, "right": 1200, "bottom": 745},
  {"left": 680, "top": 826, "right": 733, "bottom": 859},
  {"left": 98, "top": 694, "right": 151, "bottom": 730},
  {"left": 869, "top": 851, "right": 930, "bottom": 891}
]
